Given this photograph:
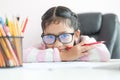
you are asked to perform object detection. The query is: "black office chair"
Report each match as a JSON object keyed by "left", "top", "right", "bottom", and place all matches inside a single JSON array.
[{"left": 77, "top": 12, "right": 120, "bottom": 59}]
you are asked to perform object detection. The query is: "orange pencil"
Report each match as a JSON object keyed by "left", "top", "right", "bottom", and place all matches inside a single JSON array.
[
  {"left": 0, "top": 51, "right": 3, "bottom": 67},
  {"left": 0, "top": 50, "right": 5, "bottom": 67},
  {"left": 0, "top": 43, "right": 9, "bottom": 67}
]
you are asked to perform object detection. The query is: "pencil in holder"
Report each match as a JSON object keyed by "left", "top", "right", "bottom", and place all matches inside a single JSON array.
[{"left": 0, "top": 36, "right": 23, "bottom": 68}]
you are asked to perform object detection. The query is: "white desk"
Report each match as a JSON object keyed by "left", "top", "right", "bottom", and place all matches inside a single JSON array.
[{"left": 0, "top": 59, "right": 120, "bottom": 80}]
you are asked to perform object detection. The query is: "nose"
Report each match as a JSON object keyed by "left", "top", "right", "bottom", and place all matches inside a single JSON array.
[{"left": 54, "top": 39, "right": 63, "bottom": 48}]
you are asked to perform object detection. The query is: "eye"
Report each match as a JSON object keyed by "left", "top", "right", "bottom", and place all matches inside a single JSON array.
[
  {"left": 48, "top": 35, "right": 55, "bottom": 39},
  {"left": 60, "top": 34, "right": 71, "bottom": 39},
  {"left": 42, "top": 35, "right": 55, "bottom": 44},
  {"left": 59, "top": 33, "right": 73, "bottom": 43}
]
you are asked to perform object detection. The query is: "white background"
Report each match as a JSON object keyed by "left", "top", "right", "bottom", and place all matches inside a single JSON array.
[{"left": 0, "top": 0, "right": 120, "bottom": 48}]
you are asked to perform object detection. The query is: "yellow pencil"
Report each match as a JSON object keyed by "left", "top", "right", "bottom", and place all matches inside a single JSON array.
[
  {"left": 13, "top": 17, "right": 23, "bottom": 65},
  {"left": 14, "top": 17, "right": 21, "bottom": 36},
  {"left": 7, "top": 18, "right": 22, "bottom": 66},
  {"left": 7, "top": 17, "right": 23, "bottom": 66}
]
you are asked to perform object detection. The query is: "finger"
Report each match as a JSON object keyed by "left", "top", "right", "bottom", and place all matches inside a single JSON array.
[
  {"left": 78, "top": 41, "right": 86, "bottom": 46},
  {"left": 81, "top": 46, "right": 93, "bottom": 52},
  {"left": 78, "top": 40, "right": 90, "bottom": 46},
  {"left": 81, "top": 47, "right": 88, "bottom": 52},
  {"left": 80, "top": 52, "right": 89, "bottom": 57},
  {"left": 82, "top": 52, "right": 89, "bottom": 56}
]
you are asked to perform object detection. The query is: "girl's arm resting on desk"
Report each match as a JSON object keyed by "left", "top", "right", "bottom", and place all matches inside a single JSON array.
[
  {"left": 78, "top": 36, "right": 111, "bottom": 62},
  {"left": 79, "top": 44, "right": 111, "bottom": 61},
  {"left": 23, "top": 45, "right": 110, "bottom": 62},
  {"left": 23, "top": 47, "right": 61, "bottom": 62}
]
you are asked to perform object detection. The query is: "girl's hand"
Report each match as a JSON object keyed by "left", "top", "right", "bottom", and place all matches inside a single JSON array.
[{"left": 60, "top": 41, "right": 94, "bottom": 61}]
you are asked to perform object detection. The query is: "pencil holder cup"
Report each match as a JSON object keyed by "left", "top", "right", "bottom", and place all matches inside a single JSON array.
[{"left": 0, "top": 36, "right": 23, "bottom": 68}]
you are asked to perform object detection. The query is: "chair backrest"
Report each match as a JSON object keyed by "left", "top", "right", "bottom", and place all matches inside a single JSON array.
[{"left": 77, "top": 12, "right": 120, "bottom": 59}]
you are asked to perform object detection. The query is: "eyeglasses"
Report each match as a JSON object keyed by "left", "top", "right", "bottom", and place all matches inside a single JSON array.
[{"left": 41, "top": 33, "right": 74, "bottom": 45}]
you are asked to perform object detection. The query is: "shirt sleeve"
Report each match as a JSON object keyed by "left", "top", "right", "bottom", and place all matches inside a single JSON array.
[{"left": 23, "top": 47, "right": 61, "bottom": 63}]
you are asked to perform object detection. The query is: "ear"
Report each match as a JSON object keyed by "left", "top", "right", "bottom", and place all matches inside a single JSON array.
[{"left": 74, "top": 29, "right": 81, "bottom": 42}]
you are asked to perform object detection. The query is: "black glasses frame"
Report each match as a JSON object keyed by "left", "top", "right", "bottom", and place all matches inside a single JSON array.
[{"left": 41, "top": 33, "right": 74, "bottom": 45}]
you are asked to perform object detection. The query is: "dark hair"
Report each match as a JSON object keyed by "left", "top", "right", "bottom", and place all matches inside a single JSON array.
[{"left": 41, "top": 6, "right": 79, "bottom": 32}]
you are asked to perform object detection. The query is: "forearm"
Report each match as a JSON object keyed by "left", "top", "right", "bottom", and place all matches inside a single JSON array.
[{"left": 79, "top": 44, "right": 111, "bottom": 62}]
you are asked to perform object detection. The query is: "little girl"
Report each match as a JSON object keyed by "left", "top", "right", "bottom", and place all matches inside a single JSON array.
[{"left": 23, "top": 6, "right": 110, "bottom": 62}]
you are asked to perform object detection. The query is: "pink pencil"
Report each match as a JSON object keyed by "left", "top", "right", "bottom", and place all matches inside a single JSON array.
[
  {"left": 66, "top": 41, "right": 105, "bottom": 50},
  {"left": 22, "top": 17, "right": 28, "bottom": 33},
  {"left": 82, "top": 41, "right": 105, "bottom": 46}
]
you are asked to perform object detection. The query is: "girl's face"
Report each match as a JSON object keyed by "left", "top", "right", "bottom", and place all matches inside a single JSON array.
[{"left": 43, "top": 22, "right": 80, "bottom": 51}]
